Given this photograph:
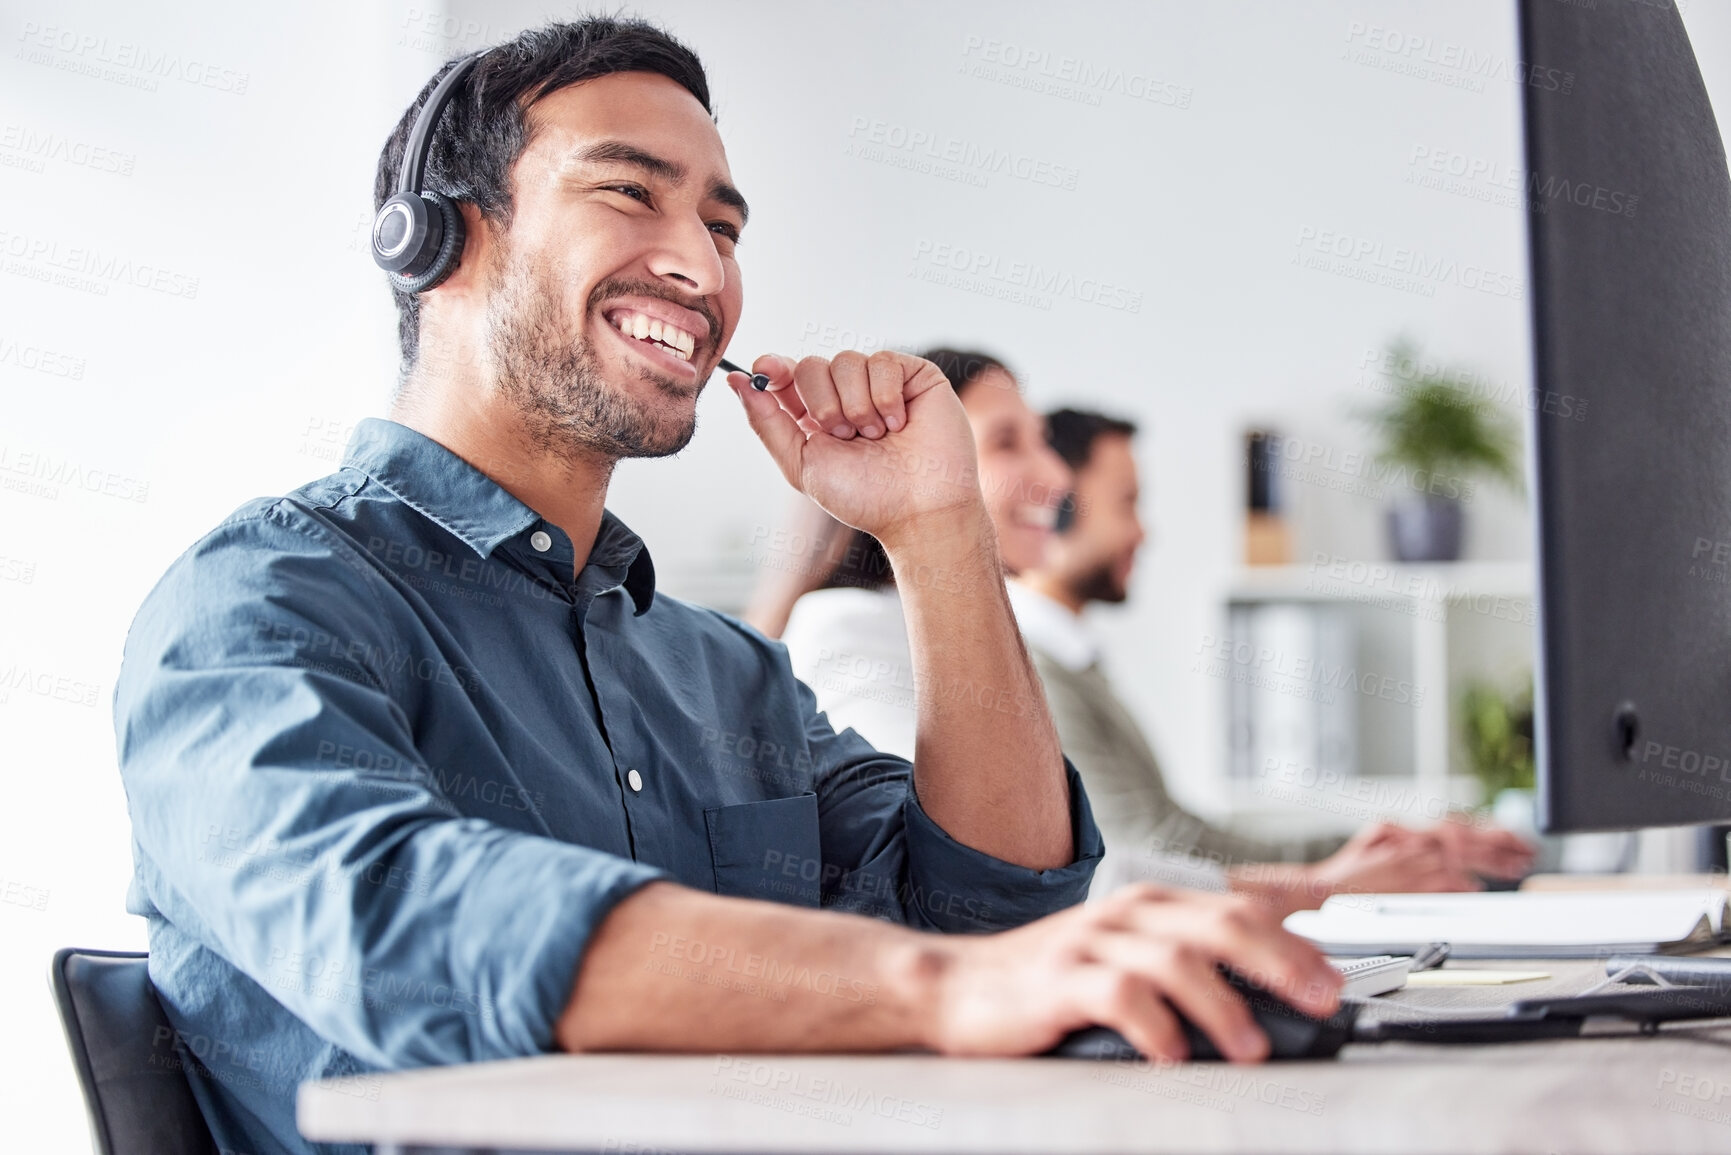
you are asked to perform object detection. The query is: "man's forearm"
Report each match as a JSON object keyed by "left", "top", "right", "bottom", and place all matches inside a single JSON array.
[
  {"left": 885, "top": 509, "right": 1073, "bottom": 870},
  {"left": 557, "top": 882, "right": 947, "bottom": 1052}
]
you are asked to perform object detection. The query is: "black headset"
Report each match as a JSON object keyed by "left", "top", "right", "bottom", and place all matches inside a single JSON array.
[
  {"left": 371, "top": 53, "right": 483, "bottom": 293},
  {"left": 1054, "top": 493, "right": 1078, "bottom": 534}
]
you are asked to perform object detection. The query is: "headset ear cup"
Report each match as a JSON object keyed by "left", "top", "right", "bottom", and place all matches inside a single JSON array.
[{"left": 389, "top": 192, "right": 466, "bottom": 294}]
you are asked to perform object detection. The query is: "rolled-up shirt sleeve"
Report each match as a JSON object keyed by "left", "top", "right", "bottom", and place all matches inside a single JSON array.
[
  {"left": 898, "top": 759, "right": 1102, "bottom": 932},
  {"left": 115, "top": 511, "right": 668, "bottom": 1070},
  {"left": 794, "top": 676, "right": 1102, "bottom": 934}
]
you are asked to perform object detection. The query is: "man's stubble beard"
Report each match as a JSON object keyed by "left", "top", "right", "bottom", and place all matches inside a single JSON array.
[
  {"left": 485, "top": 247, "right": 704, "bottom": 462},
  {"left": 1071, "top": 557, "right": 1129, "bottom": 607}
]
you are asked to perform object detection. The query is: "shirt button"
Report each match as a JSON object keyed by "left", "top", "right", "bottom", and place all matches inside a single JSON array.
[
  {"left": 626, "top": 768, "right": 644, "bottom": 793},
  {"left": 530, "top": 530, "right": 552, "bottom": 552}
]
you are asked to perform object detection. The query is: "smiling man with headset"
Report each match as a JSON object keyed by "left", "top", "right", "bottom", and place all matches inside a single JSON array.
[{"left": 113, "top": 18, "right": 1340, "bottom": 1154}]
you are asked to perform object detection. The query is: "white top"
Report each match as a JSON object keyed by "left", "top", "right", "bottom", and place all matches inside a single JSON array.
[
  {"left": 782, "top": 586, "right": 918, "bottom": 759},
  {"left": 782, "top": 584, "right": 1102, "bottom": 758},
  {"left": 1005, "top": 581, "right": 1100, "bottom": 673},
  {"left": 784, "top": 582, "right": 1226, "bottom": 898},
  {"left": 1003, "top": 582, "right": 1226, "bottom": 896}
]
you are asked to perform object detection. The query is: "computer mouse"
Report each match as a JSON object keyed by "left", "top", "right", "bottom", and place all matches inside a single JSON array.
[{"left": 1044, "top": 969, "right": 1363, "bottom": 1061}]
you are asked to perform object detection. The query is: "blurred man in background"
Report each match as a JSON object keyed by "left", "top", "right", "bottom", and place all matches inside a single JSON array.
[
  {"left": 1012, "top": 408, "right": 1536, "bottom": 908},
  {"left": 761, "top": 362, "right": 1532, "bottom": 914}
]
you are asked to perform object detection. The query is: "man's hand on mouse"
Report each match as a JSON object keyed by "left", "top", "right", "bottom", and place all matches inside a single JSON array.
[
  {"left": 917, "top": 884, "right": 1342, "bottom": 1064},
  {"left": 1429, "top": 813, "right": 1537, "bottom": 880},
  {"left": 1316, "top": 815, "right": 1537, "bottom": 894},
  {"left": 1226, "top": 822, "right": 1479, "bottom": 917},
  {"left": 1231, "top": 818, "right": 1537, "bottom": 917},
  {"left": 1311, "top": 822, "right": 1482, "bottom": 899},
  {"left": 726, "top": 351, "right": 985, "bottom": 552}
]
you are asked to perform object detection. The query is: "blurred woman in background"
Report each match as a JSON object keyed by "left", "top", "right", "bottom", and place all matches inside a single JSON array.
[
  {"left": 748, "top": 345, "right": 1496, "bottom": 914},
  {"left": 750, "top": 347, "right": 1070, "bottom": 759}
]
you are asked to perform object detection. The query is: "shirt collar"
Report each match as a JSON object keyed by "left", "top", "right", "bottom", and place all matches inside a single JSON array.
[
  {"left": 341, "top": 417, "right": 655, "bottom": 614},
  {"left": 595, "top": 516, "right": 657, "bottom": 615},
  {"left": 1006, "top": 580, "right": 1099, "bottom": 672}
]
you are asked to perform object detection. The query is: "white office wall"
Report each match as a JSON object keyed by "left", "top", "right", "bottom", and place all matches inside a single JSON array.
[
  {"left": 438, "top": 0, "right": 1731, "bottom": 815},
  {"left": 0, "top": 1, "right": 473, "bottom": 1145},
  {"left": 3, "top": 2, "right": 1729, "bottom": 1148}
]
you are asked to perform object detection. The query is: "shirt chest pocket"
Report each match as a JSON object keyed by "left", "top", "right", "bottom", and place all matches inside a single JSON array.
[{"left": 703, "top": 791, "right": 822, "bottom": 908}]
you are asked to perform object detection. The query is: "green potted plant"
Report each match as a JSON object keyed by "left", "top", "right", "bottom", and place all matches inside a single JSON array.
[
  {"left": 1463, "top": 675, "right": 1640, "bottom": 876},
  {"left": 1461, "top": 678, "right": 1536, "bottom": 803},
  {"left": 1356, "top": 340, "right": 1523, "bottom": 561},
  {"left": 1462, "top": 676, "right": 1544, "bottom": 873}
]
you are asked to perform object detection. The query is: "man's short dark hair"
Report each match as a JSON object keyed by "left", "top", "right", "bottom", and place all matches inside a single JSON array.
[
  {"left": 375, "top": 18, "right": 712, "bottom": 374},
  {"left": 1045, "top": 407, "right": 1139, "bottom": 472}
]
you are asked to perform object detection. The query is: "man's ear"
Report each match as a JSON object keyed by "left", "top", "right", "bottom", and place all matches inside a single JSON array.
[
  {"left": 428, "top": 200, "right": 491, "bottom": 298},
  {"left": 411, "top": 201, "right": 494, "bottom": 382}
]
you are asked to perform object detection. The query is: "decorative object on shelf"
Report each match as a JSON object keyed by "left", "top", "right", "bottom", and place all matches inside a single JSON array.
[
  {"left": 1244, "top": 428, "right": 1292, "bottom": 565},
  {"left": 1356, "top": 340, "right": 1523, "bottom": 562},
  {"left": 1225, "top": 562, "right": 1535, "bottom": 818},
  {"left": 1225, "top": 601, "right": 1357, "bottom": 781}
]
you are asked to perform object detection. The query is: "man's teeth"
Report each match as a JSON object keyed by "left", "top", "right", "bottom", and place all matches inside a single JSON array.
[{"left": 609, "top": 310, "right": 697, "bottom": 361}]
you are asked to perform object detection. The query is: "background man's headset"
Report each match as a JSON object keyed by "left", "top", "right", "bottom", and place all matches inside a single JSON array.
[
  {"left": 1054, "top": 494, "right": 1078, "bottom": 534},
  {"left": 371, "top": 53, "right": 483, "bottom": 293}
]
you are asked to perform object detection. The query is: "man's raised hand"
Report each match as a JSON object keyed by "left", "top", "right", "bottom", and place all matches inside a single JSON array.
[{"left": 726, "top": 351, "right": 985, "bottom": 551}]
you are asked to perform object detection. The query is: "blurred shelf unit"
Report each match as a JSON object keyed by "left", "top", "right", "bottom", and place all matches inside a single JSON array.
[{"left": 1219, "top": 561, "right": 1534, "bottom": 829}]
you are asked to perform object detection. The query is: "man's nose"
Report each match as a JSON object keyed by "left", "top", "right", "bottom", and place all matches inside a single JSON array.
[{"left": 646, "top": 214, "right": 727, "bottom": 299}]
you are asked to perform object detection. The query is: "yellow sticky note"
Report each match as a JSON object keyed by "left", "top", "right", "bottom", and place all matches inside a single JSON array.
[{"left": 1405, "top": 969, "right": 1551, "bottom": 986}]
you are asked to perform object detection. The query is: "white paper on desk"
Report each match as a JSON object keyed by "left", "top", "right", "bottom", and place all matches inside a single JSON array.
[{"left": 1284, "top": 890, "right": 1729, "bottom": 958}]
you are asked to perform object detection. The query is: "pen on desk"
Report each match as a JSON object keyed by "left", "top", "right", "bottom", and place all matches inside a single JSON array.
[
  {"left": 718, "top": 358, "right": 770, "bottom": 391},
  {"left": 1409, "top": 942, "right": 1450, "bottom": 971}
]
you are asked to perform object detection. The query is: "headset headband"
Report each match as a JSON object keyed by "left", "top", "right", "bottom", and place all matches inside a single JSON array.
[
  {"left": 398, "top": 53, "right": 482, "bottom": 198},
  {"left": 371, "top": 52, "right": 485, "bottom": 292}
]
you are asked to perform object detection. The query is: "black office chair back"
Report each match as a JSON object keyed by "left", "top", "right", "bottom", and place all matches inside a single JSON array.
[{"left": 50, "top": 948, "right": 218, "bottom": 1155}]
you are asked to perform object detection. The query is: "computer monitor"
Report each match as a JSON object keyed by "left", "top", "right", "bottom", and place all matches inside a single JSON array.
[{"left": 1525, "top": 0, "right": 1731, "bottom": 832}]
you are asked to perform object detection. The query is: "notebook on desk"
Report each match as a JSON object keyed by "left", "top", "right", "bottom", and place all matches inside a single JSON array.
[{"left": 1286, "top": 890, "right": 1730, "bottom": 958}]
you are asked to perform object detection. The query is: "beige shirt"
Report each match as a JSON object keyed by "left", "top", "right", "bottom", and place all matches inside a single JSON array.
[{"left": 1008, "top": 583, "right": 1347, "bottom": 891}]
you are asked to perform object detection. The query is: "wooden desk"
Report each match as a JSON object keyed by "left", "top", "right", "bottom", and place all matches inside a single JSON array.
[{"left": 298, "top": 959, "right": 1731, "bottom": 1154}]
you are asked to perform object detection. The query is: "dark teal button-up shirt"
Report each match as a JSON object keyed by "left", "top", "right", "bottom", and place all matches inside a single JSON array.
[{"left": 113, "top": 417, "right": 1101, "bottom": 1155}]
